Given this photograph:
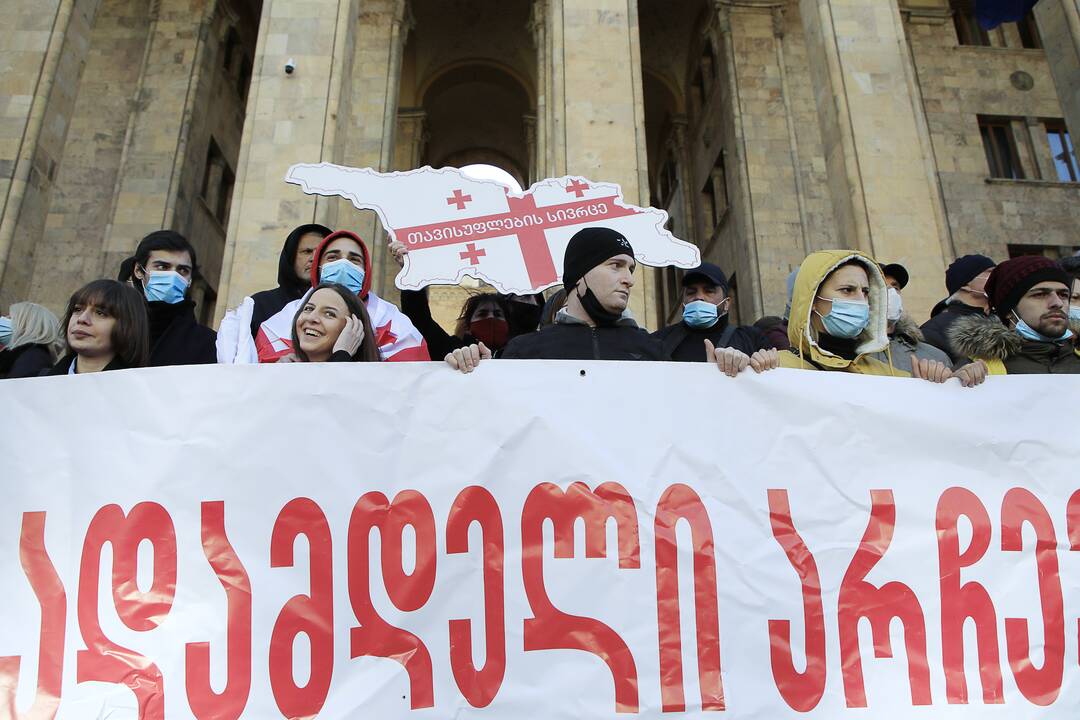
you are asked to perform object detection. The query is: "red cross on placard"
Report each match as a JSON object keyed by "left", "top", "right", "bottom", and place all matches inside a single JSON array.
[
  {"left": 565, "top": 179, "right": 590, "bottom": 198},
  {"left": 393, "top": 192, "right": 640, "bottom": 289},
  {"left": 459, "top": 243, "right": 486, "bottom": 266},
  {"left": 446, "top": 189, "right": 473, "bottom": 210}
]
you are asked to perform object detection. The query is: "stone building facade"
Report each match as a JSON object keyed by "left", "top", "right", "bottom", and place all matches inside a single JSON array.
[{"left": 1, "top": 0, "right": 1078, "bottom": 332}]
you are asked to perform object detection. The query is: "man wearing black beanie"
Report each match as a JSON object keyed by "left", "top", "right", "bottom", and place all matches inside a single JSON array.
[
  {"left": 444, "top": 227, "right": 667, "bottom": 369},
  {"left": 919, "top": 253, "right": 995, "bottom": 364}
]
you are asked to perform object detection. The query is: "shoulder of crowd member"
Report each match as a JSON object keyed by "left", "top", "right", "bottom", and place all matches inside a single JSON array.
[
  {"left": 947, "top": 313, "right": 1018, "bottom": 362},
  {"left": 740, "top": 324, "right": 775, "bottom": 351},
  {"left": 497, "top": 326, "right": 550, "bottom": 359},
  {"left": 6, "top": 345, "right": 54, "bottom": 379},
  {"left": 649, "top": 323, "right": 678, "bottom": 340}
]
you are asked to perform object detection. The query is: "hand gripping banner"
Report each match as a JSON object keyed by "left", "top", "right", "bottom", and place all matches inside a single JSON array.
[{"left": 1, "top": 364, "right": 1078, "bottom": 719}]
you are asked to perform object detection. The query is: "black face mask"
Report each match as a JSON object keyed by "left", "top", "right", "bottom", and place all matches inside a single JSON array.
[{"left": 578, "top": 282, "right": 622, "bottom": 327}]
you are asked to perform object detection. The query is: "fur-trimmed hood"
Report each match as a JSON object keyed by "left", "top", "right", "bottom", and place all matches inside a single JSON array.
[
  {"left": 948, "top": 314, "right": 1021, "bottom": 361},
  {"left": 948, "top": 313, "right": 1080, "bottom": 361},
  {"left": 891, "top": 314, "right": 924, "bottom": 345}
]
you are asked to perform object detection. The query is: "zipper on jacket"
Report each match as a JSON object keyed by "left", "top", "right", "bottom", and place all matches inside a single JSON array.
[{"left": 592, "top": 327, "right": 600, "bottom": 360}]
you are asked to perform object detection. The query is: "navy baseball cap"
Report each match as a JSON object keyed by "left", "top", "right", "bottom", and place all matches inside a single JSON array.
[{"left": 682, "top": 262, "right": 729, "bottom": 292}]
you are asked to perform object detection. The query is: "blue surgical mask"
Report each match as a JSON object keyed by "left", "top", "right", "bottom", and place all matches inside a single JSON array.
[
  {"left": 320, "top": 258, "right": 365, "bottom": 294},
  {"left": 143, "top": 270, "right": 189, "bottom": 304},
  {"left": 0, "top": 316, "right": 12, "bottom": 347},
  {"left": 1013, "top": 312, "right": 1074, "bottom": 342},
  {"left": 816, "top": 297, "right": 870, "bottom": 339},
  {"left": 683, "top": 300, "right": 719, "bottom": 328},
  {"left": 1070, "top": 305, "right": 1080, "bottom": 326}
]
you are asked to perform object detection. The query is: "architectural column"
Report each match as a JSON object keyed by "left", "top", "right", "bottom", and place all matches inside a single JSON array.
[
  {"left": 0, "top": 0, "right": 97, "bottom": 309},
  {"left": 394, "top": 108, "right": 427, "bottom": 171},
  {"left": 536, "top": 0, "right": 657, "bottom": 327},
  {"left": 342, "top": 0, "right": 410, "bottom": 302},
  {"left": 799, "top": 0, "right": 948, "bottom": 317},
  {"left": 1034, "top": 0, "right": 1080, "bottom": 143},
  {"left": 216, "top": 0, "right": 360, "bottom": 316}
]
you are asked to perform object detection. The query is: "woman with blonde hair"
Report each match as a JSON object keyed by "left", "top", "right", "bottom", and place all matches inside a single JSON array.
[{"left": 0, "top": 302, "right": 66, "bottom": 378}]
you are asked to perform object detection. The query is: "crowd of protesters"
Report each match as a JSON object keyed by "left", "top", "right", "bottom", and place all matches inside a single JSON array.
[{"left": 2, "top": 222, "right": 1078, "bottom": 381}]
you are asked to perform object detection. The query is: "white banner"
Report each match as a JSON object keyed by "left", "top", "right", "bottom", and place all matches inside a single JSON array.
[{"left": 1, "top": 363, "right": 1078, "bottom": 720}]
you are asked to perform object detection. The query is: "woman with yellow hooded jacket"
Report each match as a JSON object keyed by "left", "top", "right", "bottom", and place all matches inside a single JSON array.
[{"left": 780, "top": 250, "right": 987, "bottom": 386}]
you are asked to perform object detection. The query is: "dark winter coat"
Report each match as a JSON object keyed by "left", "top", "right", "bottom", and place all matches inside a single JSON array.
[
  {"left": 0, "top": 344, "right": 55, "bottom": 379},
  {"left": 919, "top": 301, "right": 989, "bottom": 365},
  {"left": 500, "top": 310, "right": 667, "bottom": 361},
  {"left": 147, "top": 300, "right": 216, "bottom": 367},
  {"left": 948, "top": 314, "right": 1080, "bottom": 375},
  {"left": 651, "top": 316, "right": 774, "bottom": 362}
]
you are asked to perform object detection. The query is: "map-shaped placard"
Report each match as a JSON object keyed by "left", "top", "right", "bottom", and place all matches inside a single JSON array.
[{"left": 286, "top": 163, "right": 701, "bottom": 294}]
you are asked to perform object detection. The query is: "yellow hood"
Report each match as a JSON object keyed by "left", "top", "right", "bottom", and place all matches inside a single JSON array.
[{"left": 788, "top": 250, "right": 890, "bottom": 370}]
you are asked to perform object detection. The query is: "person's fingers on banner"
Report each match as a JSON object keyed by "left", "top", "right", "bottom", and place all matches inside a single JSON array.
[
  {"left": 276, "top": 353, "right": 298, "bottom": 363},
  {"left": 955, "top": 359, "right": 988, "bottom": 388},
  {"left": 477, "top": 341, "right": 493, "bottom": 361},
  {"left": 749, "top": 348, "right": 779, "bottom": 374},
  {"left": 708, "top": 340, "right": 750, "bottom": 378},
  {"left": 912, "top": 357, "right": 951, "bottom": 384}
]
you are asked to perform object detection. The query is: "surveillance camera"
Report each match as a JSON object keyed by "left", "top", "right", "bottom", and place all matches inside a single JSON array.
[{"left": 285, "top": 58, "right": 296, "bottom": 75}]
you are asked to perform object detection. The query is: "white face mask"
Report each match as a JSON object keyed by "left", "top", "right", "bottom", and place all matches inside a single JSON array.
[{"left": 886, "top": 287, "right": 903, "bottom": 323}]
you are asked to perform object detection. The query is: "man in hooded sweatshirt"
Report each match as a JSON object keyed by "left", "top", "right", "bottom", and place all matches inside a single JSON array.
[
  {"left": 216, "top": 224, "right": 331, "bottom": 361},
  {"left": 948, "top": 255, "right": 1080, "bottom": 375},
  {"left": 232, "top": 229, "right": 428, "bottom": 363},
  {"left": 779, "top": 249, "right": 985, "bottom": 386},
  {"left": 131, "top": 230, "right": 216, "bottom": 366},
  {"left": 651, "top": 262, "right": 775, "bottom": 363}
]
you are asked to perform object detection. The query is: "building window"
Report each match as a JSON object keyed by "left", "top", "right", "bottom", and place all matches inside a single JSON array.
[
  {"left": 238, "top": 57, "right": 252, "bottom": 102},
  {"left": 1015, "top": 12, "right": 1041, "bottom": 49},
  {"left": 1045, "top": 120, "right": 1078, "bottom": 182},
  {"left": 954, "top": 10, "right": 991, "bottom": 46},
  {"left": 978, "top": 117, "right": 1024, "bottom": 179},
  {"left": 201, "top": 138, "right": 236, "bottom": 226},
  {"left": 223, "top": 27, "right": 240, "bottom": 72},
  {"left": 701, "top": 151, "right": 729, "bottom": 233}
]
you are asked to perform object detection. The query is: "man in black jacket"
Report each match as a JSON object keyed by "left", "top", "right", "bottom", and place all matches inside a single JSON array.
[
  {"left": 919, "top": 253, "right": 995, "bottom": 364},
  {"left": 651, "top": 262, "right": 774, "bottom": 369},
  {"left": 249, "top": 223, "right": 333, "bottom": 335},
  {"left": 446, "top": 227, "right": 663, "bottom": 369},
  {"left": 131, "top": 231, "right": 216, "bottom": 367}
]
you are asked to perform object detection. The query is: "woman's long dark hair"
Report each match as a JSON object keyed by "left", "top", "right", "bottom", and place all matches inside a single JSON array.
[
  {"left": 61, "top": 280, "right": 150, "bottom": 368},
  {"left": 291, "top": 283, "right": 381, "bottom": 362},
  {"left": 453, "top": 293, "right": 511, "bottom": 338}
]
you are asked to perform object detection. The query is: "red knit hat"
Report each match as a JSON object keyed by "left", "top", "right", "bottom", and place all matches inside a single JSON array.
[{"left": 984, "top": 256, "right": 1070, "bottom": 322}]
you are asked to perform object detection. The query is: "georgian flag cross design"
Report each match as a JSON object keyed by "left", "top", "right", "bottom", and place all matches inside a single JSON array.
[{"left": 285, "top": 163, "right": 701, "bottom": 295}]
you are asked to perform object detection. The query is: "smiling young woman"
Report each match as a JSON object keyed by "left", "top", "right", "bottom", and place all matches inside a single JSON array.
[{"left": 288, "top": 283, "right": 381, "bottom": 363}]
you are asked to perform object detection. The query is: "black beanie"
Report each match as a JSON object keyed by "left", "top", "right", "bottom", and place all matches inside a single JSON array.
[
  {"left": 945, "top": 254, "right": 995, "bottom": 296},
  {"left": 562, "top": 227, "right": 635, "bottom": 292}
]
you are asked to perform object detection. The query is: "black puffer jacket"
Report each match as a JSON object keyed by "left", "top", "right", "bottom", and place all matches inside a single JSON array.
[{"left": 500, "top": 311, "right": 667, "bottom": 361}]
